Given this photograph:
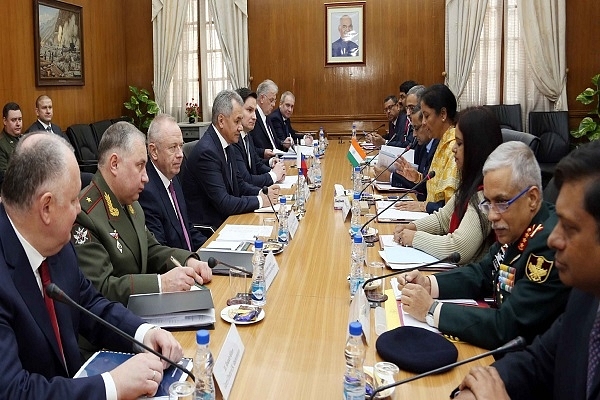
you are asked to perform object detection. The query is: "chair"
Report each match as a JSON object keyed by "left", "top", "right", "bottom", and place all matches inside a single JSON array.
[
  {"left": 543, "top": 176, "right": 559, "bottom": 204},
  {"left": 528, "top": 111, "right": 570, "bottom": 181},
  {"left": 485, "top": 104, "right": 523, "bottom": 132},
  {"left": 66, "top": 124, "right": 99, "bottom": 173},
  {"left": 501, "top": 128, "right": 540, "bottom": 155},
  {"left": 111, "top": 116, "right": 132, "bottom": 124},
  {"left": 90, "top": 119, "right": 113, "bottom": 146},
  {"left": 182, "top": 139, "right": 198, "bottom": 160}
]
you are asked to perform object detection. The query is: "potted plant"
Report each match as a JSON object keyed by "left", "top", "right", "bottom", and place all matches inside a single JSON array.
[
  {"left": 571, "top": 73, "right": 600, "bottom": 142},
  {"left": 186, "top": 99, "right": 199, "bottom": 123},
  {"left": 123, "top": 86, "right": 159, "bottom": 132}
]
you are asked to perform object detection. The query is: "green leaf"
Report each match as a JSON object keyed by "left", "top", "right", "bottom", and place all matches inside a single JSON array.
[
  {"left": 139, "top": 94, "right": 149, "bottom": 103},
  {"left": 592, "top": 74, "right": 600, "bottom": 87},
  {"left": 129, "top": 86, "right": 141, "bottom": 97},
  {"left": 147, "top": 103, "right": 159, "bottom": 114},
  {"left": 135, "top": 109, "right": 143, "bottom": 118},
  {"left": 589, "top": 128, "right": 600, "bottom": 141},
  {"left": 576, "top": 88, "right": 596, "bottom": 105}
]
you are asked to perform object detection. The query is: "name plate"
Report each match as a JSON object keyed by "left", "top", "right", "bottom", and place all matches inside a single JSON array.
[
  {"left": 288, "top": 210, "right": 299, "bottom": 238},
  {"left": 264, "top": 251, "right": 280, "bottom": 291},
  {"left": 214, "top": 324, "right": 244, "bottom": 400}
]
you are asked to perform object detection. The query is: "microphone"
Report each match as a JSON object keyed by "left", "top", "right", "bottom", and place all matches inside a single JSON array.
[
  {"left": 207, "top": 256, "right": 252, "bottom": 276},
  {"left": 358, "top": 148, "right": 382, "bottom": 174},
  {"left": 358, "top": 137, "right": 419, "bottom": 197},
  {"left": 359, "top": 170, "right": 435, "bottom": 233},
  {"left": 262, "top": 186, "right": 280, "bottom": 222},
  {"left": 45, "top": 283, "right": 195, "bottom": 382},
  {"left": 362, "top": 123, "right": 385, "bottom": 139},
  {"left": 368, "top": 336, "right": 526, "bottom": 400},
  {"left": 361, "top": 250, "right": 460, "bottom": 290}
]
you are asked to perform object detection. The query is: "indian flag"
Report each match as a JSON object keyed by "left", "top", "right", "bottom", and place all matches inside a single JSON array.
[{"left": 347, "top": 138, "right": 367, "bottom": 167}]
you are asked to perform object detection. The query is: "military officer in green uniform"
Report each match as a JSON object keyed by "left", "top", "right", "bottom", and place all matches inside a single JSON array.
[
  {"left": 397, "top": 142, "right": 571, "bottom": 350},
  {"left": 0, "top": 102, "right": 23, "bottom": 188},
  {"left": 72, "top": 121, "right": 212, "bottom": 306}
]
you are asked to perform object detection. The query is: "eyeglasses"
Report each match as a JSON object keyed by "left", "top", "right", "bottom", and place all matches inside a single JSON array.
[
  {"left": 406, "top": 105, "right": 416, "bottom": 113},
  {"left": 384, "top": 103, "right": 397, "bottom": 113},
  {"left": 478, "top": 185, "right": 532, "bottom": 215}
]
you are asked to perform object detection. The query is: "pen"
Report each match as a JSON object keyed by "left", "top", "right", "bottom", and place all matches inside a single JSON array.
[{"left": 170, "top": 256, "right": 206, "bottom": 290}]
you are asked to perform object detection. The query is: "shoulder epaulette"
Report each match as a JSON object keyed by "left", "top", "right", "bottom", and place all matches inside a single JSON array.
[{"left": 79, "top": 182, "right": 102, "bottom": 214}]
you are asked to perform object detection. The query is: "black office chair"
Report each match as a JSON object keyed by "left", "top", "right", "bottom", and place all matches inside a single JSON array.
[
  {"left": 90, "top": 119, "right": 113, "bottom": 146},
  {"left": 111, "top": 116, "right": 132, "bottom": 124},
  {"left": 528, "top": 111, "right": 570, "bottom": 184},
  {"left": 485, "top": 104, "right": 523, "bottom": 132},
  {"left": 501, "top": 128, "right": 540, "bottom": 155},
  {"left": 66, "top": 124, "right": 99, "bottom": 173},
  {"left": 543, "top": 176, "right": 559, "bottom": 204}
]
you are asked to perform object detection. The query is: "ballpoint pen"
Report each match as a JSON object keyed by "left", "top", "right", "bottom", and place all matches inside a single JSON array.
[{"left": 170, "top": 256, "right": 206, "bottom": 289}]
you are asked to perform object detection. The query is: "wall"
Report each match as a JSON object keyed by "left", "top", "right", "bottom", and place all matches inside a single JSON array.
[
  {"left": 249, "top": 0, "right": 600, "bottom": 135},
  {"left": 0, "top": 0, "right": 153, "bottom": 130},
  {"left": 248, "top": 0, "right": 446, "bottom": 134}
]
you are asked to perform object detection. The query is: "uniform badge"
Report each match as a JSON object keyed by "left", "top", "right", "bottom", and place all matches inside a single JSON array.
[
  {"left": 525, "top": 254, "right": 553, "bottom": 283},
  {"left": 104, "top": 192, "right": 119, "bottom": 217},
  {"left": 72, "top": 226, "right": 90, "bottom": 245},
  {"left": 109, "top": 230, "right": 123, "bottom": 253}
]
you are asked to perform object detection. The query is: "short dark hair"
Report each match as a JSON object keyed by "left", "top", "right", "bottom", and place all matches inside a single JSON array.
[
  {"left": 3, "top": 102, "right": 21, "bottom": 119},
  {"left": 420, "top": 84, "right": 457, "bottom": 123},
  {"left": 384, "top": 95, "right": 398, "bottom": 104},
  {"left": 399, "top": 80, "right": 418, "bottom": 94},
  {"left": 554, "top": 140, "right": 600, "bottom": 240},
  {"left": 2, "top": 132, "right": 72, "bottom": 211},
  {"left": 236, "top": 87, "right": 258, "bottom": 102}
]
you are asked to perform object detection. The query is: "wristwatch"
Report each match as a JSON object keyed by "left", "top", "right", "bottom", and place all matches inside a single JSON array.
[{"left": 426, "top": 300, "right": 440, "bottom": 327}]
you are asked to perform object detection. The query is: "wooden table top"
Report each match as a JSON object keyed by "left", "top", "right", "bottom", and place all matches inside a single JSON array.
[{"left": 172, "top": 141, "right": 491, "bottom": 399}]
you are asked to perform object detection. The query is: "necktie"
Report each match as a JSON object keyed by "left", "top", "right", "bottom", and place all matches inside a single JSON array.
[
  {"left": 225, "top": 146, "right": 233, "bottom": 184},
  {"left": 404, "top": 118, "right": 410, "bottom": 143},
  {"left": 169, "top": 182, "right": 192, "bottom": 251},
  {"left": 39, "top": 261, "right": 65, "bottom": 361},
  {"left": 243, "top": 136, "right": 251, "bottom": 168},
  {"left": 266, "top": 123, "right": 277, "bottom": 149},
  {"left": 588, "top": 310, "right": 600, "bottom": 396},
  {"left": 46, "top": 125, "right": 52, "bottom": 133}
]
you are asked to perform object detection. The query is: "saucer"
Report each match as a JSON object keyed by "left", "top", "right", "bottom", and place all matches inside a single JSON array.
[{"left": 220, "top": 305, "right": 265, "bottom": 325}]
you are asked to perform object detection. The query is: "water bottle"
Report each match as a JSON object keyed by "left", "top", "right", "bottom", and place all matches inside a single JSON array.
[
  {"left": 313, "top": 143, "right": 322, "bottom": 188},
  {"left": 352, "top": 166, "right": 362, "bottom": 194},
  {"left": 277, "top": 197, "right": 289, "bottom": 245},
  {"left": 296, "top": 168, "right": 306, "bottom": 215},
  {"left": 350, "top": 192, "right": 361, "bottom": 237},
  {"left": 349, "top": 233, "right": 365, "bottom": 297},
  {"left": 343, "top": 321, "right": 366, "bottom": 400},
  {"left": 313, "top": 141, "right": 321, "bottom": 158},
  {"left": 319, "top": 127, "right": 326, "bottom": 154},
  {"left": 194, "top": 330, "right": 215, "bottom": 400},
  {"left": 250, "top": 239, "right": 266, "bottom": 307},
  {"left": 351, "top": 124, "right": 357, "bottom": 140}
]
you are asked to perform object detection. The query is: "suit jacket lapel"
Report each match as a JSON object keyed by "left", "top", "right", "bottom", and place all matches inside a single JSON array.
[
  {"left": 148, "top": 166, "right": 186, "bottom": 245},
  {"left": 208, "top": 128, "right": 234, "bottom": 193}
]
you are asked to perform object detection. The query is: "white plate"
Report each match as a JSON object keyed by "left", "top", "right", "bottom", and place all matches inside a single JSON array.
[
  {"left": 220, "top": 305, "right": 265, "bottom": 325},
  {"left": 348, "top": 227, "right": 378, "bottom": 237}
]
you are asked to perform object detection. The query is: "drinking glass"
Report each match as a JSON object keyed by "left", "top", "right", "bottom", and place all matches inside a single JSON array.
[
  {"left": 169, "top": 381, "right": 195, "bottom": 400},
  {"left": 227, "top": 269, "right": 250, "bottom": 306}
]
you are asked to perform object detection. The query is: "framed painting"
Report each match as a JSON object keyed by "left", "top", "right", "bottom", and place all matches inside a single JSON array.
[
  {"left": 325, "top": 2, "right": 365, "bottom": 66},
  {"left": 34, "top": 0, "right": 84, "bottom": 86}
]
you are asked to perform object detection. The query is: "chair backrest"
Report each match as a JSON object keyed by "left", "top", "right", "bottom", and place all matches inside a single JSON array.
[
  {"left": 501, "top": 128, "right": 540, "bottom": 155},
  {"left": 542, "top": 176, "right": 559, "bottom": 204},
  {"left": 90, "top": 119, "right": 113, "bottom": 146},
  {"left": 110, "top": 116, "right": 132, "bottom": 124},
  {"left": 66, "top": 124, "right": 99, "bottom": 163},
  {"left": 179, "top": 140, "right": 199, "bottom": 181},
  {"left": 485, "top": 104, "right": 523, "bottom": 132},
  {"left": 528, "top": 111, "right": 570, "bottom": 164}
]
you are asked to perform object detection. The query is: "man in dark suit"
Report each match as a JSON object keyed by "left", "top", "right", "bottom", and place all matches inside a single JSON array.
[
  {"left": 249, "top": 79, "right": 292, "bottom": 159},
  {"left": 72, "top": 122, "right": 212, "bottom": 306},
  {"left": 181, "top": 90, "right": 279, "bottom": 230},
  {"left": 0, "top": 131, "right": 183, "bottom": 399},
  {"left": 138, "top": 114, "right": 206, "bottom": 251},
  {"left": 25, "top": 95, "right": 68, "bottom": 141},
  {"left": 454, "top": 140, "right": 600, "bottom": 400},
  {"left": 268, "top": 91, "right": 310, "bottom": 144},
  {"left": 233, "top": 88, "right": 286, "bottom": 188},
  {"left": 367, "top": 95, "right": 412, "bottom": 148}
]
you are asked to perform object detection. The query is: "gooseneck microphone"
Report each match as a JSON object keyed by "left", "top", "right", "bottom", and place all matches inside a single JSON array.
[
  {"left": 361, "top": 251, "right": 460, "bottom": 290},
  {"left": 359, "top": 170, "right": 435, "bottom": 233},
  {"left": 262, "top": 186, "right": 280, "bottom": 222},
  {"left": 45, "top": 283, "right": 195, "bottom": 382},
  {"left": 207, "top": 257, "right": 252, "bottom": 276},
  {"left": 362, "top": 123, "right": 386, "bottom": 139},
  {"left": 368, "top": 336, "right": 527, "bottom": 400},
  {"left": 358, "top": 137, "right": 419, "bottom": 197}
]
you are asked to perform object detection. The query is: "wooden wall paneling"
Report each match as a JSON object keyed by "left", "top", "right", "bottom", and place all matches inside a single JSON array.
[{"left": 247, "top": 0, "right": 446, "bottom": 136}]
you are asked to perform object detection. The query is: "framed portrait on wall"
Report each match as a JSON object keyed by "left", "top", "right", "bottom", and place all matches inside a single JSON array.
[
  {"left": 34, "top": 0, "right": 84, "bottom": 86},
  {"left": 325, "top": 2, "right": 365, "bottom": 66}
]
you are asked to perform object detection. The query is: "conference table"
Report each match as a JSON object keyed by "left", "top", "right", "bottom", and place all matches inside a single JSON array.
[{"left": 172, "top": 140, "right": 491, "bottom": 399}]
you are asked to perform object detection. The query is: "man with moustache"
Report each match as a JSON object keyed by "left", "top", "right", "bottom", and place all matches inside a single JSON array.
[
  {"left": 0, "top": 102, "right": 23, "bottom": 188},
  {"left": 233, "top": 88, "right": 286, "bottom": 188},
  {"left": 396, "top": 142, "right": 570, "bottom": 350},
  {"left": 72, "top": 121, "right": 212, "bottom": 307},
  {"left": 453, "top": 140, "right": 600, "bottom": 400},
  {"left": 138, "top": 114, "right": 206, "bottom": 250},
  {"left": 181, "top": 90, "right": 279, "bottom": 230}
]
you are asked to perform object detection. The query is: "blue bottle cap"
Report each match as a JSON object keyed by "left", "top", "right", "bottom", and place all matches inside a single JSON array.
[
  {"left": 353, "top": 233, "right": 363, "bottom": 243},
  {"left": 298, "top": 168, "right": 303, "bottom": 175},
  {"left": 353, "top": 192, "right": 360, "bottom": 200},
  {"left": 349, "top": 321, "right": 362, "bottom": 336},
  {"left": 254, "top": 239, "right": 263, "bottom": 249},
  {"left": 196, "top": 329, "right": 210, "bottom": 345},
  {"left": 354, "top": 166, "right": 360, "bottom": 172},
  {"left": 279, "top": 196, "right": 286, "bottom": 204}
]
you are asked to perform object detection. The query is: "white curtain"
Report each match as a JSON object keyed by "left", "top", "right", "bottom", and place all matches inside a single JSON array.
[
  {"left": 207, "top": 0, "right": 249, "bottom": 89},
  {"left": 445, "top": 0, "right": 489, "bottom": 108},
  {"left": 152, "top": 0, "right": 189, "bottom": 112},
  {"left": 518, "top": 0, "right": 567, "bottom": 110}
]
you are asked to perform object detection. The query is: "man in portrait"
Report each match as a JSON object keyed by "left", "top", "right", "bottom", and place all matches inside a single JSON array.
[{"left": 331, "top": 14, "right": 359, "bottom": 57}]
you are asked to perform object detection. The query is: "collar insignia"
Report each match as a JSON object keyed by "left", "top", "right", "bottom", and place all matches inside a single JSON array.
[{"left": 104, "top": 192, "right": 119, "bottom": 217}]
